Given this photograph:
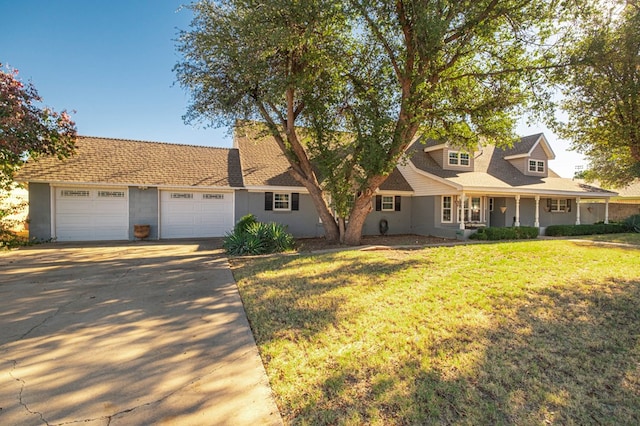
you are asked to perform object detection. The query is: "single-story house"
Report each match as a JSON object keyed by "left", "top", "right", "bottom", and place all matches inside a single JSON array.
[
  {"left": 577, "top": 179, "right": 640, "bottom": 222},
  {"left": 16, "top": 126, "right": 616, "bottom": 242}
]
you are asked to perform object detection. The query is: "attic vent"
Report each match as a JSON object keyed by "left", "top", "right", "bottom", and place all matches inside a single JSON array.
[
  {"left": 203, "top": 193, "right": 224, "bottom": 200},
  {"left": 171, "top": 193, "right": 193, "bottom": 199},
  {"left": 98, "top": 191, "right": 125, "bottom": 198},
  {"left": 61, "top": 190, "right": 89, "bottom": 197}
]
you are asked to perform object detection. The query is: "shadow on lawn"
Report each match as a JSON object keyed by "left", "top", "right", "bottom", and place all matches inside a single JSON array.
[
  {"left": 396, "top": 277, "right": 640, "bottom": 425},
  {"left": 234, "top": 251, "right": 433, "bottom": 345},
  {"left": 261, "top": 270, "right": 640, "bottom": 424}
]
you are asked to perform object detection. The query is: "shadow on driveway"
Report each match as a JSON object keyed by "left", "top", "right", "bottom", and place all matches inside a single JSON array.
[{"left": 0, "top": 240, "right": 282, "bottom": 425}]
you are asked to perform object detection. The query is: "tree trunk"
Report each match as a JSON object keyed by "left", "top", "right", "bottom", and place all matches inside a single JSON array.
[
  {"left": 343, "top": 194, "right": 373, "bottom": 245},
  {"left": 304, "top": 182, "right": 340, "bottom": 242}
]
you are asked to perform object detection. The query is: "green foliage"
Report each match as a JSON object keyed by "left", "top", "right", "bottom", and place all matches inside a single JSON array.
[
  {"left": 545, "top": 223, "right": 628, "bottom": 237},
  {"left": 469, "top": 226, "right": 539, "bottom": 240},
  {"left": 175, "top": 0, "right": 569, "bottom": 244},
  {"left": 555, "top": 4, "right": 640, "bottom": 187},
  {"left": 234, "top": 214, "right": 258, "bottom": 234},
  {"left": 623, "top": 214, "right": 640, "bottom": 233},
  {"left": 223, "top": 218, "right": 295, "bottom": 256},
  {"left": 0, "top": 189, "right": 29, "bottom": 249},
  {"left": 0, "top": 64, "right": 77, "bottom": 190}
]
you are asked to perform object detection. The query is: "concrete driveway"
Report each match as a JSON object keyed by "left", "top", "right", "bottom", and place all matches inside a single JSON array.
[{"left": 0, "top": 241, "right": 282, "bottom": 425}]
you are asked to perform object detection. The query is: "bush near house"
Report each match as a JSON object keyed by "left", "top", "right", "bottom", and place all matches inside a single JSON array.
[
  {"left": 624, "top": 214, "right": 640, "bottom": 233},
  {"left": 469, "top": 226, "right": 539, "bottom": 240},
  {"left": 223, "top": 214, "right": 295, "bottom": 255},
  {"left": 545, "top": 223, "right": 628, "bottom": 236}
]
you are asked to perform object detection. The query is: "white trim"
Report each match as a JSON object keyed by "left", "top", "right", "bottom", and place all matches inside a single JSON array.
[
  {"left": 273, "top": 192, "right": 292, "bottom": 211},
  {"left": 441, "top": 195, "right": 453, "bottom": 223},
  {"left": 247, "top": 186, "right": 309, "bottom": 193},
  {"left": 50, "top": 185, "right": 56, "bottom": 240},
  {"left": 22, "top": 180, "right": 242, "bottom": 191},
  {"left": 374, "top": 189, "right": 414, "bottom": 196},
  {"left": 528, "top": 159, "right": 546, "bottom": 173},
  {"left": 423, "top": 143, "right": 448, "bottom": 153},
  {"left": 448, "top": 151, "right": 471, "bottom": 167},
  {"left": 380, "top": 195, "right": 395, "bottom": 211}
]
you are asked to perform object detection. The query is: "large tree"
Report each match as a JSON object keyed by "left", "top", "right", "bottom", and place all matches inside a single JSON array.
[
  {"left": 0, "top": 64, "right": 77, "bottom": 190},
  {"left": 176, "top": 0, "right": 566, "bottom": 245},
  {"left": 556, "top": 1, "right": 640, "bottom": 187}
]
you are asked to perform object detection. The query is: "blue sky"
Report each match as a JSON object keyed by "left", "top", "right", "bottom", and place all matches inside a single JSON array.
[{"left": 1, "top": 0, "right": 584, "bottom": 177}]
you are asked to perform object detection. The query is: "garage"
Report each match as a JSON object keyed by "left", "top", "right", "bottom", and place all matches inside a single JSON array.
[
  {"left": 54, "top": 187, "right": 129, "bottom": 241},
  {"left": 160, "top": 190, "right": 234, "bottom": 238}
]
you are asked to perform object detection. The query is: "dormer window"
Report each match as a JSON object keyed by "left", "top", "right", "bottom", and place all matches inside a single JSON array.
[
  {"left": 449, "top": 151, "right": 470, "bottom": 166},
  {"left": 529, "top": 160, "right": 545, "bottom": 173}
]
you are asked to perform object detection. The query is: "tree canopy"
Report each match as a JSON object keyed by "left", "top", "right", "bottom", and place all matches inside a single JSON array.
[
  {"left": 556, "top": 1, "right": 640, "bottom": 187},
  {"left": 176, "top": 0, "right": 570, "bottom": 244},
  {"left": 0, "top": 64, "right": 77, "bottom": 190}
]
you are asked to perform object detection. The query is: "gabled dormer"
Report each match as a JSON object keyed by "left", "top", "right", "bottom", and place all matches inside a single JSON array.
[
  {"left": 423, "top": 140, "right": 476, "bottom": 172},
  {"left": 502, "top": 133, "right": 555, "bottom": 178}
]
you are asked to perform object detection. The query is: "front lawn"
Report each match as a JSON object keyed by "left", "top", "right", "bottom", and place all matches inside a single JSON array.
[
  {"left": 232, "top": 239, "right": 640, "bottom": 425},
  {"left": 574, "top": 232, "right": 640, "bottom": 246}
]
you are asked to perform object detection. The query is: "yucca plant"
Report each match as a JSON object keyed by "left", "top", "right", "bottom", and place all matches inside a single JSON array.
[{"left": 223, "top": 216, "right": 295, "bottom": 255}]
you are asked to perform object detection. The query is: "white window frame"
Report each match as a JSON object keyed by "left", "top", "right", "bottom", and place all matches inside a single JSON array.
[
  {"left": 529, "top": 160, "right": 545, "bottom": 173},
  {"left": 442, "top": 196, "right": 453, "bottom": 223},
  {"left": 381, "top": 195, "right": 395, "bottom": 211},
  {"left": 457, "top": 196, "right": 483, "bottom": 223},
  {"left": 448, "top": 151, "right": 470, "bottom": 167},
  {"left": 273, "top": 193, "right": 291, "bottom": 211},
  {"left": 551, "top": 199, "right": 567, "bottom": 212}
]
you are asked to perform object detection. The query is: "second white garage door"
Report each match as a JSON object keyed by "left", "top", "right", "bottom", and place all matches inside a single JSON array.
[{"left": 160, "top": 190, "right": 234, "bottom": 238}]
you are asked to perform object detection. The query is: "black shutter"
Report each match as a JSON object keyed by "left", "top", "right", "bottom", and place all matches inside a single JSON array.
[
  {"left": 265, "top": 192, "right": 273, "bottom": 211},
  {"left": 375, "top": 195, "right": 382, "bottom": 211},
  {"left": 547, "top": 198, "right": 551, "bottom": 210},
  {"left": 291, "top": 193, "right": 299, "bottom": 211},
  {"left": 394, "top": 196, "right": 401, "bottom": 211},
  {"left": 567, "top": 199, "right": 572, "bottom": 212}
]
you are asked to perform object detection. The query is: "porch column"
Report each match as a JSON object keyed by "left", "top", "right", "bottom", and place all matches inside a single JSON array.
[
  {"left": 459, "top": 193, "right": 466, "bottom": 230},
  {"left": 534, "top": 195, "right": 540, "bottom": 228},
  {"left": 575, "top": 197, "right": 581, "bottom": 225},
  {"left": 514, "top": 195, "right": 521, "bottom": 227},
  {"left": 605, "top": 198, "right": 610, "bottom": 224}
]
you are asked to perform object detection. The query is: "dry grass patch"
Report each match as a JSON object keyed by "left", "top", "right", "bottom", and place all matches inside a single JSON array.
[{"left": 231, "top": 240, "right": 640, "bottom": 425}]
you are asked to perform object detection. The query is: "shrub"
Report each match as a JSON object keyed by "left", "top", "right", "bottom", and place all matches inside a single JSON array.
[
  {"left": 469, "top": 226, "right": 539, "bottom": 240},
  {"left": 545, "top": 223, "right": 628, "bottom": 236},
  {"left": 223, "top": 217, "right": 295, "bottom": 256},
  {"left": 624, "top": 214, "right": 640, "bottom": 233}
]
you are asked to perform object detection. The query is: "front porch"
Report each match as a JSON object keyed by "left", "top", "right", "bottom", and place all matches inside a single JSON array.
[{"left": 434, "top": 193, "right": 612, "bottom": 238}]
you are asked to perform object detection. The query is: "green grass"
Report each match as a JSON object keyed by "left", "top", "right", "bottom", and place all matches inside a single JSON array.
[
  {"left": 232, "top": 239, "right": 640, "bottom": 425},
  {"left": 573, "top": 232, "right": 640, "bottom": 245}
]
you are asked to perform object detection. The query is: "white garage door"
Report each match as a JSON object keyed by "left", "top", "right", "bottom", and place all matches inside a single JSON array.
[
  {"left": 55, "top": 188, "right": 129, "bottom": 241},
  {"left": 160, "top": 191, "right": 234, "bottom": 238}
]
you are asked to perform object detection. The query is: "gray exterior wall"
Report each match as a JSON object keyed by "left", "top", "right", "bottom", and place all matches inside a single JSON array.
[
  {"left": 491, "top": 196, "right": 579, "bottom": 228},
  {"left": 28, "top": 183, "right": 51, "bottom": 241},
  {"left": 490, "top": 198, "right": 509, "bottom": 227},
  {"left": 128, "top": 187, "right": 159, "bottom": 240},
  {"left": 363, "top": 196, "right": 412, "bottom": 236},
  {"left": 240, "top": 192, "right": 324, "bottom": 238},
  {"left": 409, "top": 195, "right": 460, "bottom": 238}
]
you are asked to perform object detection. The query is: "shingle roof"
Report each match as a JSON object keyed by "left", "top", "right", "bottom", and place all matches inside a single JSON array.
[
  {"left": 235, "top": 122, "right": 413, "bottom": 192},
  {"left": 407, "top": 138, "right": 616, "bottom": 196},
  {"left": 499, "top": 133, "right": 544, "bottom": 157},
  {"left": 235, "top": 125, "right": 303, "bottom": 187},
  {"left": 16, "top": 136, "right": 244, "bottom": 188}
]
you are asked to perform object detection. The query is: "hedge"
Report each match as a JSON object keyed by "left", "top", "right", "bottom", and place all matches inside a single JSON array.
[
  {"left": 544, "top": 223, "right": 628, "bottom": 237},
  {"left": 469, "top": 226, "right": 539, "bottom": 240}
]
